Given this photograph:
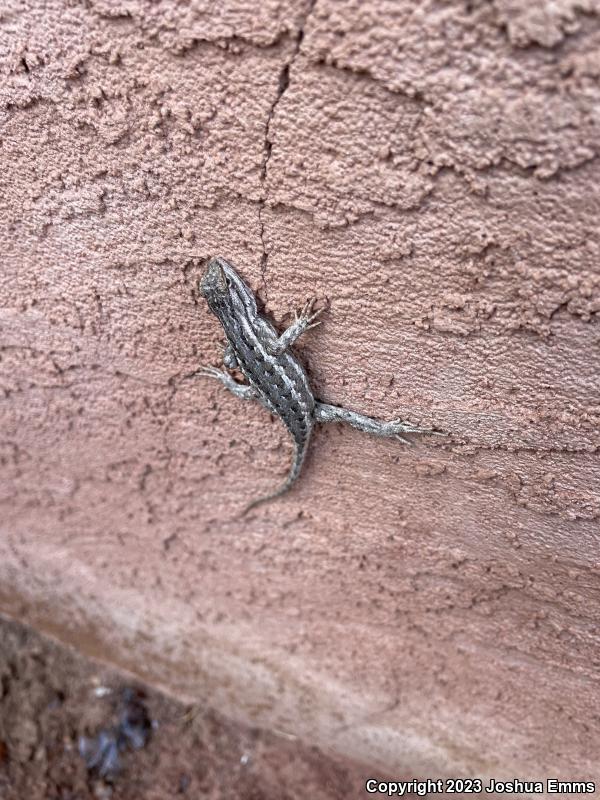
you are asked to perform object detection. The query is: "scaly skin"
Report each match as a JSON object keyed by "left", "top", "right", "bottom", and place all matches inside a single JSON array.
[{"left": 198, "top": 256, "right": 439, "bottom": 511}]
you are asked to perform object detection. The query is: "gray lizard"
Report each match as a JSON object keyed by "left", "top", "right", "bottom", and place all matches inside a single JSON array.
[{"left": 198, "top": 256, "right": 438, "bottom": 511}]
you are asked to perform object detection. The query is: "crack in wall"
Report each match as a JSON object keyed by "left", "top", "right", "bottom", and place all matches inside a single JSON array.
[{"left": 258, "top": 1, "right": 317, "bottom": 298}]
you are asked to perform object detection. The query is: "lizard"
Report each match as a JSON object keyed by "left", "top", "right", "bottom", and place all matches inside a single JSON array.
[{"left": 197, "top": 256, "right": 439, "bottom": 511}]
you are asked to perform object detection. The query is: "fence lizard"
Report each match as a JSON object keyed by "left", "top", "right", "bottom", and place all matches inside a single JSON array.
[{"left": 198, "top": 256, "right": 439, "bottom": 511}]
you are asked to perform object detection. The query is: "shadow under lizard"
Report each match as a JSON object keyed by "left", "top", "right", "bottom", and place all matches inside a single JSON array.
[{"left": 197, "top": 257, "right": 439, "bottom": 512}]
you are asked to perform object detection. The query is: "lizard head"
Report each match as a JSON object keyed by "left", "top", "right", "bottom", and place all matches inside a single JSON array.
[{"left": 200, "top": 257, "right": 257, "bottom": 319}]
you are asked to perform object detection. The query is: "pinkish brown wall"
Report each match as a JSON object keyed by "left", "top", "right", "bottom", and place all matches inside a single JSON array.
[{"left": 1, "top": 0, "right": 599, "bottom": 788}]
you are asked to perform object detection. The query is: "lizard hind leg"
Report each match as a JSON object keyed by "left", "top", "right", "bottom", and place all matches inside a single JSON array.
[{"left": 314, "top": 402, "right": 440, "bottom": 444}]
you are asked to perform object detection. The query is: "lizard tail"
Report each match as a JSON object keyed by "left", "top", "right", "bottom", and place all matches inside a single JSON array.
[{"left": 242, "top": 439, "right": 308, "bottom": 515}]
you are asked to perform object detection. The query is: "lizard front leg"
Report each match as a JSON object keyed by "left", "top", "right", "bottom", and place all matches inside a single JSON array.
[
  {"left": 314, "top": 402, "right": 440, "bottom": 444},
  {"left": 223, "top": 344, "right": 238, "bottom": 369},
  {"left": 197, "top": 366, "right": 257, "bottom": 401},
  {"left": 267, "top": 298, "right": 324, "bottom": 356}
]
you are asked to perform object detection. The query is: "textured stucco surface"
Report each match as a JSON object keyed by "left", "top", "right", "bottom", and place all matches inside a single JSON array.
[{"left": 1, "top": 0, "right": 600, "bottom": 786}]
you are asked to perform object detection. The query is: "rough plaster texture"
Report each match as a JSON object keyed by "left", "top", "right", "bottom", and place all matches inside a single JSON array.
[{"left": 1, "top": 0, "right": 599, "bottom": 787}]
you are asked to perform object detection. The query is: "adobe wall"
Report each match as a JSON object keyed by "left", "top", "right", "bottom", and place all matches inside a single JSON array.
[{"left": 1, "top": 0, "right": 599, "bottom": 786}]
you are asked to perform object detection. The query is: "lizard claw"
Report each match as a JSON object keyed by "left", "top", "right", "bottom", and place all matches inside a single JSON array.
[
  {"left": 198, "top": 366, "right": 225, "bottom": 379},
  {"left": 295, "top": 297, "right": 324, "bottom": 328},
  {"left": 305, "top": 319, "right": 322, "bottom": 331},
  {"left": 183, "top": 366, "right": 223, "bottom": 380},
  {"left": 391, "top": 419, "right": 445, "bottom": 445}
]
